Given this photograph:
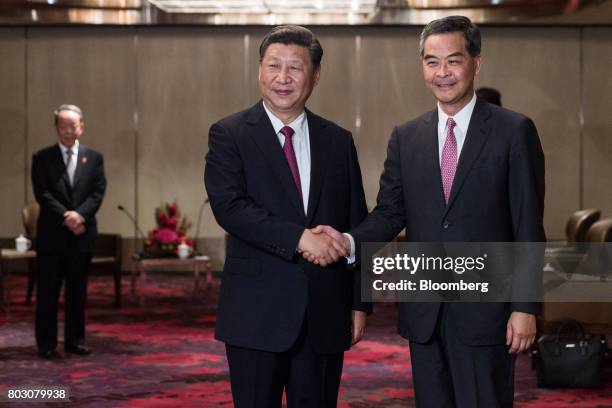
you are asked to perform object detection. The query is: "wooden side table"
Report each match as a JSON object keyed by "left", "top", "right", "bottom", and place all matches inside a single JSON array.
[
  {"left": 130, "top": 255, "right": 212, "bottom": 302},
  {"left": 1, "top": 249, "right": 36, "bottom": 315}
]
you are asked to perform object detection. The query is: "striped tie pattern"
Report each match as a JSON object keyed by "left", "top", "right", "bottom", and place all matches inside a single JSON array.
[
  {"left": 440, "top": 117, "right": 457, "bottom": 204},
  {"left": 280, "top": 126, "right": 302, "bottom": 201}
]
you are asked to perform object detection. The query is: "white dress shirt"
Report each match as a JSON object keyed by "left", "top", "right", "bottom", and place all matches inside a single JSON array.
[
  {"left": 262, "top": 101, "right": 311, "bottom": 213},
  {"left": 58, "top": 140, "right": 79, "bottom": 186},
  {"left": 437, "top": 93, "right": 477, "bottom": 163}
]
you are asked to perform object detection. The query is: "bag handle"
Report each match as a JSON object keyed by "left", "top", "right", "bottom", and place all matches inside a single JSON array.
[
  {"left": 554, "top": 319, "right": 586, "bottom": 343},
  {"left": 550, "top": 319, "right": 588, "bottom": 356}
]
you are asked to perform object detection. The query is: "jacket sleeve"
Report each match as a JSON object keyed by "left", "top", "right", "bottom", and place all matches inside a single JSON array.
[
  {"left": 350, "top": 126, "right": 407, "bottom": 250},
  {"left": 345, "top": 136, "right": 372, "bottom": 313},
  {"left": 508, "top": 117, "right": 546, "bottom": 315},
  {"left": 204, "top": 122, "right": 304, "bottom": 260},
  {"left": 31, "top": 152, "right": 68, "bottom": 220},
  {"left": 75, "top": 153, "right": 107, "bottom": 222}
]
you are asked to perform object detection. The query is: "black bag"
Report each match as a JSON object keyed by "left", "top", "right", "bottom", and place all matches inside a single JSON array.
[{"left": 535, "top": 319, "right": 608, "bottom": 388}]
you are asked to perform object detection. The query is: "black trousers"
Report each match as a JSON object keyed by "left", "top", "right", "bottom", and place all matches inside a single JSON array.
[
  {"left": 408, "top": 304, "right": 516, "bottom": 408},
  {"left": 35, "top": 252, "right": 91, "bottom": 351},
  {"left": 225, "top": 320, "right": 344, "bottom": 408}
]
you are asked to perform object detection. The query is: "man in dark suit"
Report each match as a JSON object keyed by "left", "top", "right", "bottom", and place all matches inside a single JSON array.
[
  {"left": 204, "top": 25, "right": 370, "bottom": 407},
  {"left": 476, "top": 86, "right": 502, "bottom": 106},
  {"left": 310, "top": 16, "right": 545, "bottom": 407},
  {"left": 32, "top": 104, "right": 106, "bottom": 359}
]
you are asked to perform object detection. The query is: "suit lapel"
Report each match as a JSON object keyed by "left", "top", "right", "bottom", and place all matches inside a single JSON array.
[
  {"left": 444, "top": 100, "right": 491, "bottom": 217},
  {"left": 247, "top": 101, "right": 306, "bottom": 218},
  {"left": 305, "top": 109, "right": 331, "bottom": 225},
  {"left": 72, "top": 145, "right": 86, "bottom": 189}
]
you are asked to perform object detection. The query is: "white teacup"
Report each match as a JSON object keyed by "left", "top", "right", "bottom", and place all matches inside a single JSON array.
[
  {"left": 16, "top": 234, "right": 31, "bottom": 253},
  {"left": 177, "top": 242, "right": 191, "bottom": 259}
]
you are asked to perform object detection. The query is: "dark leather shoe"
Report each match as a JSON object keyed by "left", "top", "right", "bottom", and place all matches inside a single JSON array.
[
  {"left": 64, "top": 345, "right": 91, "bottom": 355},
  {"left": 38, "top": 349, "right": 61, "bottom": 359}
]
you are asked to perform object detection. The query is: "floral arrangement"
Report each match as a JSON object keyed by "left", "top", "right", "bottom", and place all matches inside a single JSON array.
[{"left": 145, "top": 202, "right": 193, "bottom": 256}]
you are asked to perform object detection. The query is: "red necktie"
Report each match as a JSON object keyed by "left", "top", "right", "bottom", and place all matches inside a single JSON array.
[
  {"left": 441, "top": 117, "right": 457, "bottom": 204},
  {"left": 280, "top": 126, "right": 303, "bottom": 201}
]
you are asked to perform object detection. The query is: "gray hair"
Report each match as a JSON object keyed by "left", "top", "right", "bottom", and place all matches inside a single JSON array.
[
  {"left": 54, "top": 104, "right": 83, "bottom": 124},
  {"left": 419, "top": 16, "right": 481, "bottom": 59}
]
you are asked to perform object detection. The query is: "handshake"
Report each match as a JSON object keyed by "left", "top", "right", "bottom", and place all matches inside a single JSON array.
[{"left": 297, "top": 225, "right": 351, "bottom": 267}]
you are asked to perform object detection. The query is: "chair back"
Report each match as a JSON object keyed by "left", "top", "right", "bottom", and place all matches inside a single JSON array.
[
  {"left": 585, "top": 218, "right": 612, "bottom": 243},
  {"left": 566, "top": 209, "right": 600, "bottom": 243},
  {"left": 94, "top": 233, "right": 122, "bottom": 259},
  {"left": 22, "top": 202, "right": 40, "bottom": 239}
]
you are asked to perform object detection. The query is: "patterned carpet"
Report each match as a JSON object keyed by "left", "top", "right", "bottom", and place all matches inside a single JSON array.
[{"left": 1, "top": 273, "right": 611, "bottom": 407}]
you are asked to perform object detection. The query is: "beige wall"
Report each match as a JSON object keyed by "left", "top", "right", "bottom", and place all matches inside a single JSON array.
[
  {"left": 583, "top": 28, "right": 612, "bottom": 217},
  {"left": 135, "top": 28, "right": 248, "bottom": 239},
  {"left": 478, "top": 27, "right": 582, "bottom": 239},
  {"left": 2, "top": 26, "right": 611, "bottom": 265},
  {"left": 26, "top": 28, "right": 137, "bottom": 236},
  {"left": 0, "top": 28, "right": 26, "bottom": 236}
]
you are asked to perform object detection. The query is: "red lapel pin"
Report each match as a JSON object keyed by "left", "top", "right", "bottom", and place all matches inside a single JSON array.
[{"left": 81, "top": 157, "right": 88, "bottom": 164}]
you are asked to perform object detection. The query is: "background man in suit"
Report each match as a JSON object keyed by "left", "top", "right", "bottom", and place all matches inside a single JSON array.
[
  {"left": 205, "top": 25, "right": 371, "bottom": 407},
  {"left": 310, "top": 16, "right": 545, "bottom": 407},
  {"left": 32, "top": 104, "right": 106, "bottom": 359},
  {"left": 476, "top": 86, "right": 502, "bottom": 106}
]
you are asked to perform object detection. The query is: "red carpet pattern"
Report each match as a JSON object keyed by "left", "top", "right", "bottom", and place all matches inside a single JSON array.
[{"left": 1, "top": 274, "right": 611, "bottom": 407}]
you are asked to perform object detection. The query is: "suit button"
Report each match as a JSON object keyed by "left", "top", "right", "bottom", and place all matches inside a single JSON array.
[{"left": 443, "top": 222, "right": 450, "bottom": 229}]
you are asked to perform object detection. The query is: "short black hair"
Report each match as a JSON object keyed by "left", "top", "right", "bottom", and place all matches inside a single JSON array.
[
  {"left": 476, "top": 87, "right": 502, "bottom": 106},
  {"left": 259, "top": 25, "right": 323, "bottom": 68},
  {"left": 419, "top": 15, "right": 481, "bottom": 59}
]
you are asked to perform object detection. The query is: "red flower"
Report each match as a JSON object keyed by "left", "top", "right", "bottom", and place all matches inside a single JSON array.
[
  {"left": 178, "top": 235, "right": 193, "bottom": 248},
  {"left": 146, "top": 202, "right": 193, "bottom": 254},
  {"left": 155, "top": 228, "right": 178, "bottom": 244},
  {"left": 158, "top": 210, "right": 168, "bottom": 227},
  {"left": 165, "top": 218, "right": 177, "bottom": 230},
  {"left": 168, "top": 202, "right": 177, "bottom": 217}
]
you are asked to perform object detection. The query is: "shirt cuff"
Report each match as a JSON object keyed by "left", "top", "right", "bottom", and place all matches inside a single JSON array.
[{"left": 344, "top": 233, "right": 356, "bottom": 264}]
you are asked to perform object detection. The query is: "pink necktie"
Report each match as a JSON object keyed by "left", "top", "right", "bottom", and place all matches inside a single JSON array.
[
  {"left": 280, "top": 126, "right": 303, "bottom": 201},
  {"left": 441, "top": 117, "right": 457, "bottom": 204}
]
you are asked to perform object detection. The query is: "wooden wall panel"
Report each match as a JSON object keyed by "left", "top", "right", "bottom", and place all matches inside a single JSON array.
[
  {"left": 0, "top": 28, "right": 26, "bottom": 238},
  {"left": 136, "top": 28, "right": 247, "bottom": 244},
  {"left": 26, "top": 28, "right": 137, "bottom": 237},
  {"left": 582, "top": 28, "right": 612, "bottom": 220},
  {"left": 0, "top": 26, "right": 604, "bottom": 255},
  {"left": 479, "top": 28, "right": 581, "bottom": 239},
  {"left": 358, "top": 28, "right": 434, "bottom": 210}
]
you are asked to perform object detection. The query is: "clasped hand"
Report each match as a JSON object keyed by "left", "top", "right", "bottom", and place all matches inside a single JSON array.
[
  {"left": 63, "top": 211, "right": 86, "bottom": 236},
  {"left": 297, "top": 225, "right": 350, "bottom": 266}
]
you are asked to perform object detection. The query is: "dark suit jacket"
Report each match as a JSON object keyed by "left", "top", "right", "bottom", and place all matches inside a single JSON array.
[
  {"left": 32, "top": 144, "right": 106, "bottom": 254},
  {"left": 351, "top": 100, "right": 546, "bottom": 345},
  {"left": 205, "top": 101, "right": 370, "bottom": 354}
]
